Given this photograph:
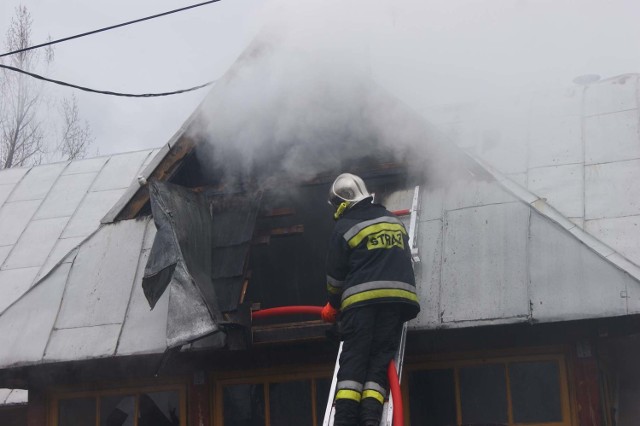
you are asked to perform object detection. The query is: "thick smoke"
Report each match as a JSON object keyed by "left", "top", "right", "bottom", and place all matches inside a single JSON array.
[{"left": 187, "top": 0, "right": 453, "bottom": 187}]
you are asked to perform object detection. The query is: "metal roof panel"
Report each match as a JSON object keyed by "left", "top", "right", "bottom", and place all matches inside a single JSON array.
[
  {"left": 117, "top": 247, "right": 169, "bottom": 356},
  {"left": 0, "top": 263, "right": 69, "bottom": 366},
  {"left": 36, "top": 237, "right": 83, "bottom": 281},
  {"left": 0, "top": 184, "right": 15, "bottom": 206},
  {"left": 0, "top": 200, "right": 42, "bottom": 246},
  {"left": 61, "top": 189, "right": 126, "bottom": 238},
  {"left": 409, "top": 219, "right": 443, "bottom": 329},
  {"left": 529, "top": 211, "right": 629, "bottom": 321},
  {"left": 0, "top": 246, "right": 11, "bottom": 267},
  {"left": 585, "top": 160, "right": 640, "bottom": 219},
  {"left": 585, "top": 109, "right": 640, "bottom": 165},
  {"left": 33, "top": 172, "right": 97, "bottom": 220},
  {"left": 90, "top": 151, "right": 153, "bottom": 192},
  {"left": 528, "top": 115, "right": 582, "bottom": 168},
  {"left": 44, "top": 324, "right": 121, "bottom": 362},
  {"left": 586, "top": 216, "right": 640, "bottom": 266},
  {"left": 440, "top": 202, "right": 530, "bottom": 323},
  {"left": 529, "top": 164, "right": 583, "bottom": 219},
  {"left": 0, "top": 267, "right": 40, "bottom": 314},
  {"left": 61, "top": 156, "right": 109, "bottom": 175},
  {"left": 2, "top": 217, "right": 69, "bottom": 270},
  {"left": 0, "top": 167, "right": 29, "bottom": 185},
  {"left": 584, "top": 74, "right": 638, "bottom": 116},
  {"left": 7, "top": 162, "right": 67, "bottom": 202},
  {"left": 55, "top": 220, "right": 146, "bottom": 329}
]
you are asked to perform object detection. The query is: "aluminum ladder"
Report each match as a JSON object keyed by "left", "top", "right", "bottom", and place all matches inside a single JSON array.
[{"left": 322, "top": 186, "right": 421, "bottom": 426}]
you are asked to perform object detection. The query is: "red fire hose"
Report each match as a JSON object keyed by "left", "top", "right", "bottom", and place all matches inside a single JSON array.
[{"left": 252, "top": 306, "right": 404, "bottom": 425}]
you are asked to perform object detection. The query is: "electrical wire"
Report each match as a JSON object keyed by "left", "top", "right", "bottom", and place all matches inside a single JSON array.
[
  {"left": 0, "top": 0, "right": 222, "bottom": 59},
  {"left": 0, "top": 63, "right": 215, "bottom": 97}
]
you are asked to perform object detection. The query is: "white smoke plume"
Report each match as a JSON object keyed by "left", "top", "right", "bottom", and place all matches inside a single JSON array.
[
  {"left": 187, "top": 0, "right": 640, "bottom": 186},
  {"left": 188, "top": 0, "right": 453, "bottom": 186}
]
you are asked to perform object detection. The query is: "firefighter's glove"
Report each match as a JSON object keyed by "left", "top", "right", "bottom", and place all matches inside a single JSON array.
[{"left": 321, "top": 303, "right": 339, "bottom": 323}]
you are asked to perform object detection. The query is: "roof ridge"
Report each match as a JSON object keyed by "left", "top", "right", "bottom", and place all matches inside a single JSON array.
[{"left": 469, "top": 153, "right": 640, "bottom": 282}]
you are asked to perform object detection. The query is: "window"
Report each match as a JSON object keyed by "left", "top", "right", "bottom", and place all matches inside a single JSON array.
[
  {"left": 52, "top": 386, "right": 186, "bottom": 426},
  {"left": 407, "top": 354, "right": 571, "bottom": 426},
  {"left": 215, "top": 370, "right": 332, "bottom": 426}
]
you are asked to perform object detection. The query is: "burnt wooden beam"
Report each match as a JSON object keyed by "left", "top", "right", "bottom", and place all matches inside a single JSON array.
[
  {"left": 252, "top": 225, "right": 304, "bottom": 244},
  {"left": 114, "top": 136, "right": 196, "bottom": 221}
]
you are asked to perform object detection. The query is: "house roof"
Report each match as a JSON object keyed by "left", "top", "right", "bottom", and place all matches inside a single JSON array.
[
  {"left": 1, "top": 56, "right": 640, "bottom": 407},
  {"left": 0, "top": 149, "right": 159, "bottom": 315}
]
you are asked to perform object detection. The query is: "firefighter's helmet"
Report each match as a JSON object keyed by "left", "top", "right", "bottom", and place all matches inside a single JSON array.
[{"left": 328, "top": 173, "right": 371, "bottom": 210}]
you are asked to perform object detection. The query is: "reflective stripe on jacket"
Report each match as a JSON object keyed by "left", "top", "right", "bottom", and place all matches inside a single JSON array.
[{"left": 326, "top": 200, "right": 420, "bottom": 319}]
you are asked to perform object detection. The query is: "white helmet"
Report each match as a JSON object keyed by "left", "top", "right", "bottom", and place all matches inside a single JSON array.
[{"left": 328, "top": 173, "right": 371, "bottom": 209}]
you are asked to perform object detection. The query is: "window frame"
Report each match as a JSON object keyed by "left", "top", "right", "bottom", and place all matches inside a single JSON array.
[
  {"left": 49, "top": 382, "right": 187, "bottom": 426},
  {"left": 212, "top": 364, "right": 333, "bottom": 426},
  {"left": 404, "top": 351, "right": 573, "bottom": 426}
]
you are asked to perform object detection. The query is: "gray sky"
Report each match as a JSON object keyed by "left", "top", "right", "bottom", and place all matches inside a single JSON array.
[{"left": 2, "top": 0, "right": 640, "bottom": 157}]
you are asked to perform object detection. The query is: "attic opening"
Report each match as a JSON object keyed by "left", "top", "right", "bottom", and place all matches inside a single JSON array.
[{"left": 137, "top": 136, "right": 423, "bottom": 349}]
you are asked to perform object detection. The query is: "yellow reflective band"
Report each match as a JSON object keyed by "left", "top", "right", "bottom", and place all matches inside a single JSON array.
[
  {"left": 341, "top": 289, "right": 419, "bottom": 310},
  {"left": 362, "top": 389, "right": 385, "bottom": 404},
  {"left": 347, "top": 223, "right": 407, "bottom": 248},
  {"left": 335, "top": 389, "right": 362, "bottom": 402}
]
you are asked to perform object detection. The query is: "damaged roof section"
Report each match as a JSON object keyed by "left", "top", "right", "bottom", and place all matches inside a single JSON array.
[{"left": 142, "top": 181, "right": 260, "bottom": 348}]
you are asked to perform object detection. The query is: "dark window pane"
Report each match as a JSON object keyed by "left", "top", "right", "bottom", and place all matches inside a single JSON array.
[
  {"left": 100, "top": 395, "right": 134, "bottom": 426},
  {"left": 408, "top": 369, "right": 457, "bottom": 426},
  {"left": 315, "top": 378, "right": 332, "bottom": 425},
  {"left": 138, "top": 391, "right": 180, "bottom": 426},
  {"left": 459, "top": 364, "right": 508, "bottom": 424},
  {"left": 269, "top": 380, "right": 313, "bottom": 426},
  {"left": 510, "top": 361, "right": 562, "bottom": 423},
  {"left": 223, "top": 384, "right": 265, "bottom": 426},
  {"left": 58, "top": 397, "right": 96, "bottom": 426}
]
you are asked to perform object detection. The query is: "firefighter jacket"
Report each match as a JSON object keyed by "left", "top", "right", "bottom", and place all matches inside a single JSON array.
[{"left": 326, "top": 199, "right": 420, "bottom": 320}]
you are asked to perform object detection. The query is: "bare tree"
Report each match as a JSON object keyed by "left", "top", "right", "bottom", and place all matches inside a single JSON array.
[
  {"left": 58, "top": 95, "right": 93, "bottom": 160},
  {"left": 0, "top": 5, "right": 93, "bottom": 168}
]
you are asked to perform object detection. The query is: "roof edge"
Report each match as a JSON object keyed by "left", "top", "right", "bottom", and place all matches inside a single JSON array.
[{"left": 470, "top": 154, "right": 640, "bottom": 282}]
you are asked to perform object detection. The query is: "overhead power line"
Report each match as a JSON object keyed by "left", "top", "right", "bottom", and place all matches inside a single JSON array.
[
  {"left": 0, "top": 0, "right": 222, "bottom": 59},
  {"left": 0, "top": 64, "right": 215, "bottom": 97}
]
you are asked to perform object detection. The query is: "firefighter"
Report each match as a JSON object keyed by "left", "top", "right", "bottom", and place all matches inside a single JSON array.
[{"left": 322, "top": 173, "right": 420, "bottom": 426}]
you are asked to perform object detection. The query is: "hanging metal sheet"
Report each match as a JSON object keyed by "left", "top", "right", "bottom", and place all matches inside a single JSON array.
[{"left": 142, "top": 181, "right": 260, "bottom": 348}]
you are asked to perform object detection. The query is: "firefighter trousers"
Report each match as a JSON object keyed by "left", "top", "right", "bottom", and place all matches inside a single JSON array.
[{"left": 334, "top": 304, "right": 404, "bottom": 426}]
